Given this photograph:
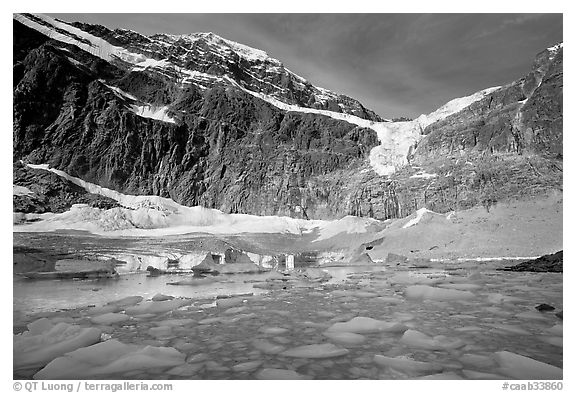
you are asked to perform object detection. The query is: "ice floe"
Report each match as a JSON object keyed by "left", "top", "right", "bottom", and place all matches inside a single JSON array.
[
  {"left": 232, "top": 360, "right": 262, "bottom": 372},
  {"left": 90, "top": 313, "right": 131, "bottom": 325},
  {"left": 323, "top": 331, "right": 366, "bottom": 345},
  {"left": 404, "top": 285, "right": 475, "bottom": 301},
  {"left": 14, "top": 319, "right": 101, "bottom": 371},
  {"left": 124, "top": 298, "right": 192, "bottom": 315},
  {"left": 326, "top": 316, "right": 407, "bottom": 334},
  {"left": 280, "top": 343, "right": 349, "bottom": 358},
  {"left": 493, "top": 351, "right": 562, "bottom": 380},
  {"left": 373, "top": 354, "right": 444, "bottom": 375},
  {"left": 255, "top": 368, "right": 312, "bottom": 380},
  {"left": 400, "top": 329, "right": 466, "bottom": 350},
  {"left": 34, "top": 339, "right": 186, "bottom": 379}
]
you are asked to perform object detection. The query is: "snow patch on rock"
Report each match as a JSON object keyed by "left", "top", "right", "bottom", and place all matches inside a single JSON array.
[
  {"left": 402, "top": 208, "right": 434, "bottom": 228},
  {"left": 13, "top": 185, "right": 34, "bottom": 196},
  {"left": 129, "top": 104, "right": 176, "bottom": 123}
]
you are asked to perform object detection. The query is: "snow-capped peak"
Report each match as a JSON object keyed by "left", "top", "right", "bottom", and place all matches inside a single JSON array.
[
  {"left": 547, "top": 42, "right": 563, "bottom": 52},
  {"left": 415, "top": 86, "right": 501, "bottom": 129},
  {"left": 546, "top": 43, "right": 563, "bottom": 60}
]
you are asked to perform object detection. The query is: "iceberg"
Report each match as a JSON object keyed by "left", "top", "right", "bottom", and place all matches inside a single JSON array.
[
  {"left": 34, "top": 339, "right": 186, "bottom": 379},
  {"left": 14, "top": 319, "right": 101, "bottom": 372}
]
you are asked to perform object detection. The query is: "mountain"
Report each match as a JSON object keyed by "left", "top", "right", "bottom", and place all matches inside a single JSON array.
[{"left": 12, "top": 13, "right": 563, "bottom": 220}]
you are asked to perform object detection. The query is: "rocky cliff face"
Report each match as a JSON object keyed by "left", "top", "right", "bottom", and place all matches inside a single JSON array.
[
  {"left": 417, "top": 44, "right": 563, "bottom": 159},
  {"left": 13, "top": 14, "right": 562, "bottom": 220}
]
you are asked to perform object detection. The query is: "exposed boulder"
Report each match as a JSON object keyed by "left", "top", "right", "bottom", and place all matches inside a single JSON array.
[
  {"left": 501, "top": 251, "right": 562, "bottom": 273},
  {"left": 224, "top": 248, "right": 253, "bottom": 264}
]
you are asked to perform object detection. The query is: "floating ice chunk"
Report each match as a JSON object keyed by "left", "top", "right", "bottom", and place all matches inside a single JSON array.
[
  {"left": 84, "top": 305, "right": 118, "bottom": 316},
  {"left": 106, "top": 296, "right": 144, "bottom": 308},
  {"left": 539, "top": 336, "right": 563, "bottom": 347},
  {"left": 389, "top": 272, "right": 445, "bottom": 285},
  {"left": 259, "top": 327, "right": 289, "bottom": 335},
  {"left": 547, "top": 324, "right": 563, "bottom": 336},
  {"left": 186, "top": 353, "right": 209, "bottom": 363},
  {"left": 90, "top": 313, "right": 130, "bottom": 325},
  {"left": 404, "top": 285, "right": 475, "bottom": 301},
  {"left": 349, "top": 290, "right": 379, "bottom": 298},
  {"left": 486, "top": 293, "right": 524, "bottom": 304},
  {"left": 417, "top": 371, "right": 463, "bottom": 379},
  {"left": 252, "top": 339, "right": 286, "bottom": 354},
  {"left": 400, "top": 329, "right": 466, "bottom": 350},
  {"left": 455, "top": 326, "right": 484, "bottom": 332},
  {"left": 198, "top": 317, "right": 223, "bottom": 325},
  {"left": 232, "top": 360, "right": 262, "bottom": 372},
  {"left": 437, "top": 283, "right": 482, "bottom": 291},
  {"left": 373, "top": 354, "right": 444, "bottom": 375},
  {"left": 462, "top": 369, "right": 506, "bottom": 379},
  {"left": 124, "top": 298, "right": 192, "bottom": 315},
  {"left": 151, "top": 294, "right": 174, "bottom": 302},
  {"left": 459, "top": 353, "right": 497, "bottom": 370},
  {"left": 489, "top": 324, "right": 531, "bottom": 335},
  {"left": 323, "top": 331, "right": 366, "bottom": 345},
  {"left": 223, "top": 306, "right": 249, "bottom": 314},
  {"left": 14, "top": 319, "right": 101, "bottom": 371},
  {"left": 216, "top": 297, "right": 244, "bottom": 309},
  {"left": 166, "top": 363, "right": 203, "bottom": 377},
  {"left": 148, "top": 326, "right": 173, "bottom": 338},
  {"left": 326, "top": 317, "right": 407, "bottom": 334},
  {"left": 493, "top": 351, "right": 562, "bottom": 380},
  {"left": 515, "top": 311, "right": 550, "bottom": 321},
  {"left": 256, "top": 368, "right": 312, "bottom": 380},
  {"left": 34, "top": 339, "right": 186, "bottom": 379},
  {"left": 154, "top": 319, "right": 195, "bottom": 327},
  {"left": 280, "top": 343, "right": 349, "bottom": 358}
]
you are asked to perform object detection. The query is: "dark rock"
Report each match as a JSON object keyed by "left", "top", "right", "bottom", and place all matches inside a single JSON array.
[
  {"left": 501, "top": 251, "right": 563, "bottom": 273},
  {"left": 191, "top": 253, "right": 221, "bottom": 275},
  {"left": 146, "top": 266, "right": 162, "bottom": 277},
  {"left": 224, "top": 248, "right": 253, "bottom": 264},
  {"left": 555, "top": 311, "right": 563, "bottom": 320},
  {"left": 535, "top": 304, "right": 555, "bottom": 312}
]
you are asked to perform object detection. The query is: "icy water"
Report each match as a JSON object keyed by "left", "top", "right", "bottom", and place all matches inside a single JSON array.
[{"left": 14, "top": 263, "right": 563, "bottom": 380}]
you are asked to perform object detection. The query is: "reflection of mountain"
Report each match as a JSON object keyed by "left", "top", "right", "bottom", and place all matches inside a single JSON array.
[{"left": 13, "top": 14, "right": 562, "bottom": 220}]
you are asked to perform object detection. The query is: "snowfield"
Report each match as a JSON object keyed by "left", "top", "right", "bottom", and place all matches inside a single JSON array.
[{"left": 16, "top": 164, "right": 382, "bottom": 239}]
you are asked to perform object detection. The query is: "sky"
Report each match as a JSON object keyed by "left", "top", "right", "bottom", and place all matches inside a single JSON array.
[{"left": 47, "top": 13, "right": 563, "bottom": 119}]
